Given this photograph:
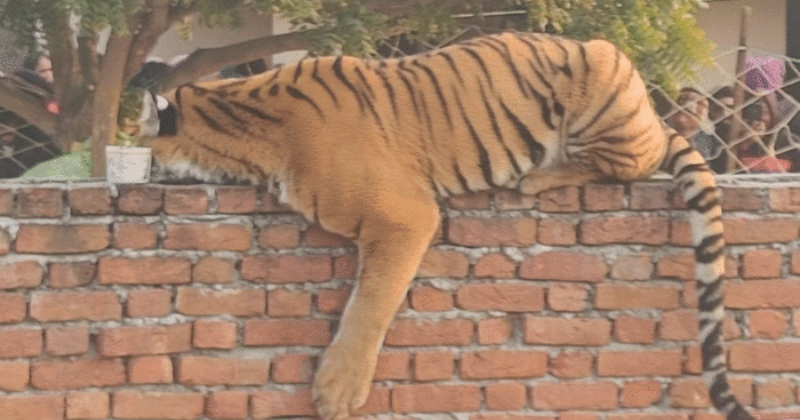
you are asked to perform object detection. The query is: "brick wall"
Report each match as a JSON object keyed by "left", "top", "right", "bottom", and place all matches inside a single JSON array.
[{"left": 1, "top": 180, "right": 800, "bottom": 420}]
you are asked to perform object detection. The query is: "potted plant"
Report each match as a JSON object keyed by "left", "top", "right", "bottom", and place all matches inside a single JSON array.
[{"left": 105, "top": 90, "right": 155, "bottom": 183}]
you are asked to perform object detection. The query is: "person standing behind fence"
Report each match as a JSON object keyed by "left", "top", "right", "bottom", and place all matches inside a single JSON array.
[{"left": 666, "top": 87, "right": 728, "bottom": 173}]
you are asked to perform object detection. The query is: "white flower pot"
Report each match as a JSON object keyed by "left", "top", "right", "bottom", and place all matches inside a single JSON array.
[{"left": 105, "top": 145, "right": 152, "bottom": 183}]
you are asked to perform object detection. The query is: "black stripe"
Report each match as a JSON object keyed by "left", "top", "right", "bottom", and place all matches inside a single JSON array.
[
  {"left": 411, "top": 60, "right": 452, "bottom": 129},
  {"left": 285, "top": 85, "right": 324, "bottom": 119},
  {"left": 479, "top": 81, "right": 521, "bottom": 174},
  {"left": 568, "top": 49, "right": 629, "bottom": 137},
  {"left": 701, "top": 323, "right": 722, "bottom": 360},
  {"left": 332, "top": 56, "right": 365, "bottom": 113},
  {"left": 579, "top": 101, "right": 642, "bottom": 140},
  {"left": 207, "top": 96, "right": 246, "bottom": 125},
  {"left": 578, "top": 43, "right": 590, "bottom": 96},
  {"left": 293, "top": 59, "right": 304, "bottom": 84},
  {"left": 526, "top": 58, "right": 553, "bottom": 91},
  {"left": 376, "top": 70, "right": 398, "bottom": 120},
  {"left": 268, "top": 84, "right": 280, "bottom": 96},
  {"left": 354, "top": 66, "right": 376, "bottom": 99},
  {"left": 248, "top": 87, "right": 261, "bottom": 100},
  {"left": 500, "top": 100, "right": 545, "bottom": 167},
  {"left": 194, "top": 141, "right": 268, "bottom": 179},
  {"left": 698, "top": 278, "right": 723, "bottom": 307},
  {"left": 462, "top": 47, "right": 495, "bottom": 90},
  {"left": 486, "top": 36, "right": 531, "bottom": 99},
  {"left": 193, "top": 105, "right": 233, "bottom": 135},
  {"left": 228, "top": 100, "right": 282, "bottom": 123},
  {"left": 397, "top": 69, "right": 421, "bottom": 121},
  {"left": 686, "top": 186, "right": 719, "bottom": 211},
  {"left": 174, "top": 85, "right": 186, "bottom": 118},
  {"left": 265, "top": 66, "right": 282, "bottom": 85},
  {"left": 453, "top": 86, "right": 495, "bottom": 188},
  {"left": 437, "top": 51, "right": 465, "bottom": 86},
  {"left": 696, "top": 233, "right": 724, "bottom": 264},
  {"left": 664, "top": 147, "right": 695, "bottom": 174},
  {"left": 452, "top": 162, "right": 472, "bottom": 193},
  {"left": 311, "top": 59, "right": 339, "bottom": 107}
]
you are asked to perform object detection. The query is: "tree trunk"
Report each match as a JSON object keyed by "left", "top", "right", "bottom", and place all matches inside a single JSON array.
[{"left": 91, "top": 32, "right": 135, "bottom": 177}]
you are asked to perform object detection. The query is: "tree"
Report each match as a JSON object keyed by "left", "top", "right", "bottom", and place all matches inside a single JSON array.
[{"left": 0, "top": 0, "right": 713, "bottom": 177}]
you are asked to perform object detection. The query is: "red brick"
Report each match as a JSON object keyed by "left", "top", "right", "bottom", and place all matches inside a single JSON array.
[
  {"left": 31, "top": 291, "right": 121, "bottom": 321},
  {"left": 303, "top": 225, "right": 353, "bottom": 247},
  {"left": 113, "top": 222, "right": 158, "bottom": 249},
  {"left": 749, "top": 309, "right": 787, "bottom": 339},
  {"left": 548, "top": 284, "right": 587, "bottom": 311},
  {"left": 206, "top": 391, "right": 248, "bottom": 420},
  {"left": 595, "top": 284, "right": 680, "bottom": 310},
  {"left": 495, "top": 190, "right": 537, "bottom": 210},
  {"left": 193, "top": 320, "right": 237, "bottom": 349},
  {"left": 241, "top": 255, "right": 332, "bottom": 283},
  {"left": 538, "top": 218, "right": 577, "bottom": 245},
  {"left": 520, "top": 252, "right": 607, "bottom": 282},
  {"left": 550, "top": 351, "right": 593, "bottom": 378},
  {"left": 719, "top": 187, "right": 761, "bottom": 210},
  {"left": 560, "top": 414, "right": 600, "bottom": 420},
  {"left": 581, "top": 216, "right": 669, "bottom": 245},
  {"left": 98, "top": 257, "right": 191, "bottom": 285},
  {"left": 724, "top": 217, "right": 799, "bottom": 244},
  {"left": 597, "top": 350, "right": 682, "bottom": 376},
  {"left": 525, "top": 316, "right": 611, "bottom": 345},
  {"left": 272, "top": 353, "right": 314, "bottom": 383},
  {"left": 792, "top": 251, "right": 800, "bottom": 275},
  {"left": 45, "top": 326, "right": 89, "bottom": 356},
  {"left": 216, "top": 186, "right": 257, "bottom": 214},
  {"left": 32, "top": 359, "right": 125, "bottom": 390},
  {"left": 461, "top": 350, "right": 547, "bottom": 379},
  {"left": 97, "top": 324, "right": 191, "bottom": 356},
  {"left": 164, "top": 224, "right": 250, "bottom": 251},
  {"left": 127, "top": 289, "right": 172, "bottom": 317},
  {"left": 392, "top": 384, "right": 481, "bottom": 413},
  {"left": 48, "top": 262, "right": 94, "bottom": 288},
  {"left": 410, "top": 286, "right": 453, "bottom": 312},
  {"left": 538, "top": 186, "right": 580, "bottom": 212},
  {"left": 251, "top": 389, "right": 316, "bottom": 418},
  {"left": 584, "top": 184, "right": 625, "bottom": 211},
  {"left": 726, "top": 280, "right": 800, "bottom": 309},
  {"left": 621, "top": 380, "right": 662, "bottom": 408},
  {"left": 0, "top": 329, "right": 42, "bottom": 358},
  {"left": 244, "top": 319, "right": 331, "bottom": 346},
  {"left": 117, "top": 185, "right": 163, "bottom": 214},
  {"left": 176, "top": 287, "right": 265, "bottom": 316},
  {"left": 448, "top": 217, "right": 537, "bottom": 246},
  {"left": 656, "top": 253, "right": 738, "bottom": 281},
  {"left": 374, "top": 352, "right": 410, "bottom": 381},
  {"left": 0, "top": 395, "right": 64, "bottom": 420},
  {"left": 418, "top": 248, "right": 469, "bottom": 278},
  {"left": 178, "top": 356, "right": 269, "bottom": 385},
  {"left": 385, "top": 318, "right": 473, "bottom": 346},
  {"left": 255, "top": 190, "right": 293, "bottom": 213},
  {"left": 267, "top": 288, "right": 312, "bottom": 317},
  {"left": 66, "top": 391, "right": 109, "bottom": 420},
  {"left": 193, "top": 257, "right": 235, "bottom": 283},
  {"left": 456, "top": 283, "right": 544, "bottom": 312},
  {"left": 0, "top": 294, "right": 26, "bottom": 323},
  {"left": 16, "top": 188, "right": 62, "bottom": 217},
  {"left": 128, "top": 356, "right": 173, "bottom": 384},
  {"left": 112, "top": 391, "right": 204, "bottom": 419},
  {"left": 68, "top": 187, "right": 111, "bottom": 215},
  {"left": 0, "top": 229, "right": 8, "bottom": 255},
  {"left": 164, "top": 187, "right": 208, "bottom": 214},
  {"left": 614, "top": 316, "right": 656, "bottom": 344},
  {"left": 473, "top": 415, "right": 556, "bottom": 420},
  {"left": 448, "top": 192, "right": 490, "bottom": 209},
  {"left": 257, "top": 224, "right": 301, "bottom": 249},
  {"left": 611, "top": 255, "right": 653, "bottom": 280},
  {"left": 607, "top": 415, "right": 688, "bottom": 420},
  {"left": 0, "top": 189, "right": 13, "bottom": 215},
  {"left": 478, "top": 318, "right": 512, "bottom": 344},
  {"left": 756, "top": 379, "right": 794, "bottom": 408},
  {"left": 474, "top": 253, "right": 517, "bottom": 278},
  {"left": 0, "top": 361, "right": 29, "bottom": 391},
  {"left": 317, "top": 285, "right": 352, "bottom": 313},
  {"left": 769, "top": 187, "right": 800, "bottom": 212},
  {"left": 486, "top": 382, "right": 528, "bottom": 410},
  {"left": 660, "top": 310, "right": 698, "bottom": 341},
  {"left": 532, "top": 381, "right": 618, "bottom": 410},
  {"left": 730, "top": 342, "right": 800, "bottom": 371},
  {"left": 630, "top": 183, "right": 670, "bottom": 210},
  {"left": 16, "top": 224, "right": 109, "bottom": 254},
  {"left": 333, "top": 253, "right": 357, "bottom": 279},
  {"left": 414, "top": 351, "right": 453, "bottom": 381},
  {"left": 741, "top": 249, "right": 783, "bottom": 279},
  {"left": 0, "top": 261, "right": 43, "bottom": 288}
]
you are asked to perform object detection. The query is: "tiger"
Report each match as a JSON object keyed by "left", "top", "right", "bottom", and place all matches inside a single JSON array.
[{"left": 139, "top": 31, "right": 752, "bottom": 420}]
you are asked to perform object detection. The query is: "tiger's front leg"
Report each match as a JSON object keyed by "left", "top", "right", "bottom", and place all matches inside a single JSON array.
[{"left": 312, "top": 197, "right": 440, "bottom": 420}]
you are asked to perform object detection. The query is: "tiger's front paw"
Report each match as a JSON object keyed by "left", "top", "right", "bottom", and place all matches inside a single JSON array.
[{"left": 312, "top": 344, "right": 376, "bottom": 420}]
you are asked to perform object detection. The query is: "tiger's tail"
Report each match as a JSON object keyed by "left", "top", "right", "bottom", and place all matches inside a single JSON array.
[{"left": 660, "top": 132, "right": 754, "bottom": 420}]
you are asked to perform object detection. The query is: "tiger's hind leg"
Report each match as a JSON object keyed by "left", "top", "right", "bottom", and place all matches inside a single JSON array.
[
  {"left": 517, "top": 166, "right": 606, "bottom": 196},
  {"left": 312, "top": 194, "right": 440, "bottom": 420}
]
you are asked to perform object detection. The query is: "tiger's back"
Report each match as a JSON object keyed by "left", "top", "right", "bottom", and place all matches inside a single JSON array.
[{"left": 147, "top": 31, "right": 752, "bottom": 420}]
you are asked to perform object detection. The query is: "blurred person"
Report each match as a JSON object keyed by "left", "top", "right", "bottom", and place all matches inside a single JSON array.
[{"left": 665, "top": 87, "right": 728, "bottom": 173}]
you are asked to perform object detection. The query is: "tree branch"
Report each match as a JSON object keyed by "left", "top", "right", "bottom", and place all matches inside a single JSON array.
[
  {"left": 39, "top": 0, "right": 77, "bottom": 104},
  {"left": 365, "top": 0, "right": 467, "bottom": 16},
  {"left": 0, "top": 79, "right": 59, "bottom": 137},
  {"left": 123, "top": 0, "right": 192, "bottom": 84},
  {"left": 156, "top": 28, "right": 318, "bottom": 92}
]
